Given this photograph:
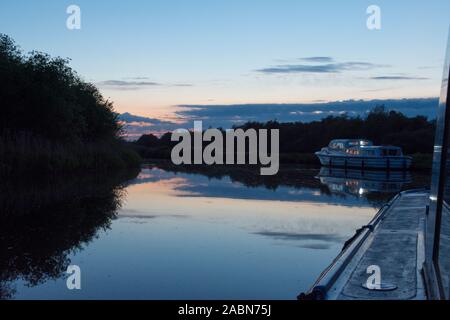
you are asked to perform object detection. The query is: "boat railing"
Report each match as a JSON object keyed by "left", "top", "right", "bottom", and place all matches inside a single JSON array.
[{"left": 297, "top": 189, "right": 429, "bottom": 300}]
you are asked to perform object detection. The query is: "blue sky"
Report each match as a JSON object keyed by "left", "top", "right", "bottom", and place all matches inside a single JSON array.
[{"left": 1, "top": 0, "right": 449, "bottom": 133}]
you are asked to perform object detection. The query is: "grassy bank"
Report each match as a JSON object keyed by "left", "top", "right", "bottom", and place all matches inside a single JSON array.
[{"left": 0, "top": 131, "right": 141, "bottom": 177}]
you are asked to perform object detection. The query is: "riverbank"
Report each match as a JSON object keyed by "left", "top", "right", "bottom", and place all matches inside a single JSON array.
[{"left": 0, "top": 131, "right": 141, "bottom": 177}]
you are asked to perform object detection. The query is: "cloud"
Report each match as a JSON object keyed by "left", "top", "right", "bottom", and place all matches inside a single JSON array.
[
  {"left": 417, "top": 66, "right": 438, "bottom": 70},
  {"left": 175, "top": 98, "right": 438, "bottom": 128},
  {"left": 98, "top": 80, "right": 160, "bottom": 86},
  {"left": 296, "top": 243, "right": 332, "bottom": 250},
  {"left": 119, "top": 213, "right": 189, "bottom": 220},
  {"left": 97, "top": 80, "right": 161, "bottom": 90},
  {"left": 300, "top": 56, "right": 334, "bottom": 63},
  {"left": 119, "top": 98, "right": 438, "bottom": 139},
  {"left": 172, "top": 83, "right": 194, "bottom": 87},
  {"left": 123, "top": 77, "right": 152, "bottom": 80},
  {"left": 118, "top": 112, "right": 180, "bottom": 139},
  {"left": 120, "top": 112, "right": 168, "bottom": 124},
  {"left": 257, "top": 61, "right": 388, "bottom": 74},
  {"left": 97, "top": 79, "right": 193, "bottom": 90},
  {"left": 253, "top": 231, "right": 346, "bottom": 242},
  {"left": 370, "top": 75, "right": 429, "bottom": 80}
]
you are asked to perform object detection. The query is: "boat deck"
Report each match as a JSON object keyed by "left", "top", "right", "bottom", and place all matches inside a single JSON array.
[{"left": 301, "top": 190, "right": 430, "bottom": 300}]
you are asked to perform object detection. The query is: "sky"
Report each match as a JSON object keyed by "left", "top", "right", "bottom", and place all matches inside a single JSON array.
[{"left": 1, "top": 0, "right": 449, "bottom": 135}]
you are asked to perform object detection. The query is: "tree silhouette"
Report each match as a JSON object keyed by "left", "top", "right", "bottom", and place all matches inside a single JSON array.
[{"left": 0, "top": 34, "right": 141, "bottom": 175}]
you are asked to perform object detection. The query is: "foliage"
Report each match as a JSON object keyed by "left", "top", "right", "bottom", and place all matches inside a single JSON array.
[
  {"left": 132, "top": 106, "right": 435, "bottom": 167},
  {"left": 0, "top": 34, "right": 141, "bottom": 174}
]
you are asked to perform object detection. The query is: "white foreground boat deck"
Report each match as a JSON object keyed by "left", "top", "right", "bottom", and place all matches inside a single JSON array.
[{"left": 301, "top": 190, "right": 430, "bottom": 300}]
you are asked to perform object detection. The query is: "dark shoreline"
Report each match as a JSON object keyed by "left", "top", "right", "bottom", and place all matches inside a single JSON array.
[{"left": 139, "top": 152, "right": 433, "bottom": 172}]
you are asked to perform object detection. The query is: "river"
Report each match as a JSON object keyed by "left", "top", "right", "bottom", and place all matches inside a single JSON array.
[{"left": 0, "top": 163, "right": 429, "bottom": 299}]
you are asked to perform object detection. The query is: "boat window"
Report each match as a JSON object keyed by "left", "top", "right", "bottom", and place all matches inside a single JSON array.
[
  {"left": 427, "top": 32, "right": 450, "bottom": 300},
  {"left": 381, "top": 149, "right": 400, "bottom": 156},
  {"left": 346, "top": 149, "right": 360, "bottom": 155},
  {"left": 438, "top": 96, "right": 450, "bottom": 300},
  {"left": 348, "top": 140, "right": 372, "bottom": 147},
  {"left": 330, "top": 142, "right": 344, "bottom": 150},
  {"left": 363, "top": 150, "right": 376, "bottom": 156}
]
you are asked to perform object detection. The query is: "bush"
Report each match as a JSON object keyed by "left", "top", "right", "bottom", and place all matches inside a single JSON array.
[{"left": 0, "top": 34, "right": 141, "bottom": 175}]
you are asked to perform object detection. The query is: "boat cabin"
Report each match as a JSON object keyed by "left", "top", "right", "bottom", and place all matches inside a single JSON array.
[
  {"left": 328, "top": 139, "right": 373, "bottom": 151},
  {"left": 347, "top": 146, "right": 403, "bottom": 157},
  {"left": 327, "top": 140, "right": 404, "bottom": 157}
]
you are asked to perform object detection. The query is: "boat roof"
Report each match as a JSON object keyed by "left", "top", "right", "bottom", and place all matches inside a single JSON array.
[
  {"left": 328, "top": 140, "right": 402, "bottom": 149},
  {"left": 329, "top": 139, "right": 373, "bottom": 146},
  {"left": 359, "top": 145, "right": 402, "bottom": 150},
  {"left": 330, "top": 139, "right": 372, "bottom": 143}
]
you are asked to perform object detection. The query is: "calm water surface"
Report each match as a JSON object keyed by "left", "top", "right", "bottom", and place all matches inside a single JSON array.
[{"left": 0, "top": 164, "right": 428, "bottom": 299}]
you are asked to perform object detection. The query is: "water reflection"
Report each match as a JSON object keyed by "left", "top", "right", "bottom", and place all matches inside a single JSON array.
[
  {"left": 317, "top": 167, "right": 412, "bottom": 195},
  {"left": 142, "top": 162, "right": 426, "bottom": 208},
  {"left": 0, "top": 163, "right": 430, "bottom": 299},
  {"left": 0, "top": 170, "right": 138, "bottom": 299}
]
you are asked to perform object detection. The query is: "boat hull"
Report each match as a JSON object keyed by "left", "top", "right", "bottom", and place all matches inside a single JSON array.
[{"left": 315, "top": 152, "right": 412, "bottom": 170}]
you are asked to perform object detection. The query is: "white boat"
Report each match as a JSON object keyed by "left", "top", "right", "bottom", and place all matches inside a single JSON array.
[{"left": 315, "top": 139, "right": 412, "bottom": 170}]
